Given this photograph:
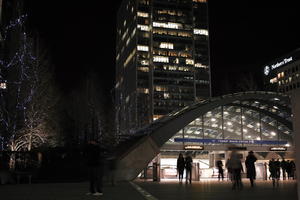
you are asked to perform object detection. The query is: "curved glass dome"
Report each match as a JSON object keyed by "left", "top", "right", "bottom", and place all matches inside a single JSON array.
[{"left": 162, "top": 92, "right": 292, "bottom": 149}]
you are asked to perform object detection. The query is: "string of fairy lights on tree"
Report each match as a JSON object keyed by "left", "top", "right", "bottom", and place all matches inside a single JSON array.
[{"left": 0, "top": 14, "right": 38, "bottom": 151}]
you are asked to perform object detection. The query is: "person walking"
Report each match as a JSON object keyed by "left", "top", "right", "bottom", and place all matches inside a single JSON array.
[
  {"left": 269, "top": 158, "right": 278, "bottom": 187},
  {"left": 274, "top": 158, "right": 281, "bottom": 181},
  {"left": 185, "top": 153, "right": 193, "bottom": 184},
  {"left": 84, "top": 140, "right": 104, "bottom": 196},
  {"left": 177, "top": 153, "right": 185, "bottom": 183},
  {"left": 245, "top": 151, "right": 257, "bottom": 187},
  {"left": 216, "top": 160, "right": 224, "bottom": 181},
  {"left": 290, "top": 160, "right": 296, "bottom": 179},
  {"left": 286, "top": 160, "right": 292, "bottom": 179},
  {"left": 281, "top": 158, "right": 287, "bottom": 180},
  {"left": 227, "top": 151, "right": 243, "bottom": 190}
]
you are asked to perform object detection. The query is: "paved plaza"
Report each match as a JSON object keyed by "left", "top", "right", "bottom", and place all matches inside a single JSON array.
[{"left": 0, "top": 179, "right": 297, "bottom": 200}]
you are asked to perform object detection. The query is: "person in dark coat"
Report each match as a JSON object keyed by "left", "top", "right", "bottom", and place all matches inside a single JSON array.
[
  {"left": 177, "top": 153, "right": 185, "bottom": 183},
  {"left": 281, "top": 158, "right": 287, "bottom": 180},
  {"left": 245, "top": 151, "right": 257, "bottom": 187},
  {"left": 185, "top": 153, "right": 193, "bottom": 184},
  {"left": 269, "top": 158, "right": 278, "bottom": 187},
  {"left": 290, "top": 160, "right": 296, "bottom": 179},
  {"left": 286, "top": 160, "right": 291, "bottom": 179},
  {"left": 84, "top": 140, "right": 104, "bottom": 196},
  {"left": 274, "top": 158, "right": 281, "bottom": 180},
  {"left": 216, "top": 160, "right": 224, "bottom": 181}
]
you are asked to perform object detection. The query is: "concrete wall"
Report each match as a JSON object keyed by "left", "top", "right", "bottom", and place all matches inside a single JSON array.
[{"left": 291, "top": 89, "right": 300, "bottom": 200}]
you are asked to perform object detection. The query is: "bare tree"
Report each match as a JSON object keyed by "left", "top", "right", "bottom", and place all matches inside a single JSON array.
[{"left": 0, "top": 14, "right": 61, "bottom": 152}]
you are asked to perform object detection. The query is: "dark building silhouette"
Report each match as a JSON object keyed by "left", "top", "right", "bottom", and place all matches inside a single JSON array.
[{"left": 263, "top": 48, "right": 300, "bottom": 94}]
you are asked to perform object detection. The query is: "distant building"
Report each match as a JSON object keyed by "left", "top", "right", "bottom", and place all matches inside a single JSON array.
[
  {"left": 263, "top": 48, "right": 300, "bottom": 94},
  {"left": 115, "top": 0, "right": 210, "bottom": 134}
]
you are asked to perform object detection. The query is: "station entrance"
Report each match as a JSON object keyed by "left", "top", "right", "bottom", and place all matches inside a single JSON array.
[{"left": 141, "top": 147, "right": 295, "bottom": 181}]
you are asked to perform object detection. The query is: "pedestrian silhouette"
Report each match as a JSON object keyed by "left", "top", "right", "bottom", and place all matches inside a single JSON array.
[
  {"left": 245, "top": 151, "right": 257, "bottom": 187},
  {"left": 216, "top": 160, "right": 224, "bottom": 181},
  {"left": 185, "top": 153, "right": 193, "bottom": 184},
  {"left": 177, "top": 153, "right": 185, "bottom": 183},
  {"left": 84, "top": 140, "right": 104, "bottom": 196},
  {"left": 275, "top": 158, "right": 281, "bottom": 181},
  {"left": 286, "top": 160, "right": 291, "bottom": 179},
  {"left": 290, "top": 160, "right": 296, "bottom": 179},
  {"left": 281, "top": 158, "right": 287, "bottom": 180},
  {"left": 269, "top": 158, "right": 278, "bottom": 187}
]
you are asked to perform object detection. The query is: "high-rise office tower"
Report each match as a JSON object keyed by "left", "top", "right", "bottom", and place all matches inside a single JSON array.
[{"left": 116, "top": 0, "right": 210, "bottom": 134}]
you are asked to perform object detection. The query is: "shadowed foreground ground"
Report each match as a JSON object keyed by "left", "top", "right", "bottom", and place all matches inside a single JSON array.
[{"left": 0, "top": 179, "right": 297, "bottom": 200}]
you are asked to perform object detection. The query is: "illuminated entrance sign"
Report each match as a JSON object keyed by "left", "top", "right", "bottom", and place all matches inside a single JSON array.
[
  {"left": 184, "top": 145, "right": 204, "bottom": 150},
  {"left": 174, "top": 138, "right": 288, "bottom": 145},
  {"left": 269, "top": 147, "right": 287, "bottom": 151},
  {"left": 264, "top": 56, "right": 293, "bottom": 75}
]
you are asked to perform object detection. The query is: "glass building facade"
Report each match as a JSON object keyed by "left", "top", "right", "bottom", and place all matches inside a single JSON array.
[{"left": 116, "top": 0, "right": 210, "bottom": 135}]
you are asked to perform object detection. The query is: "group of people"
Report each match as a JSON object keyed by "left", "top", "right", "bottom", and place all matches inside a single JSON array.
[
  {"left": 225, "top": 150, "right": 258, "bottom": 189},
  {"left": 216, "top": 151, "right": 297, "bottom": 189},
  {"left": 268, "top": 158, "right": 296, "bottom": 187},
  {"left": 176, "top": 153, "right": 193, "bottom": 184}
]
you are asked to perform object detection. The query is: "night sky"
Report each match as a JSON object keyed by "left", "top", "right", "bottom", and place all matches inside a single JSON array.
[{"left": 25, "top": 0, "right": 300, "bottom": 99}]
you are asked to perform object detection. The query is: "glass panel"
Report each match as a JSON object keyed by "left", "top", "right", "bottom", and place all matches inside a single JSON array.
[{"left": 223, "top": 105, "right": 241, "bottom": 140}]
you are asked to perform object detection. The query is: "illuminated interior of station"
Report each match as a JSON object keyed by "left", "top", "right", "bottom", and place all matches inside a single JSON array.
[{"left": 144, "top": 94, "right": 294, "bottom": 180}]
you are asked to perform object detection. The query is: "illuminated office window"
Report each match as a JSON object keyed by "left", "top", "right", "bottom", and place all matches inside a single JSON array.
[
  {"left": 168, "top": 66, "right": 177, "bottom": 71},
  {"left": 137, "top": 24, "right": 149, "bottom": 31},
  {"left": 179, "top": 52, "right": 191, "bottom": 58},
  {"left": 193, "top": 0, "right": 207, "bottom": 2},
  {"left": 141, "top": 60, "right": 149, "bottom": 65},
  {"left": 159, "top": 42, "right": 174, "bottom": 49},
  {"left": 153, "top": 56, "right": 169, "bottom": 63},
  {"left": 168, "top": 52, "right": 178, "bottom": 57},
  {"left": 174, "top": 58, "right": 179, "bottom": 64},
  {"left": 178, "top": 31, "right": 191, "bottom": 37},
  {"left": 168, "top": 31, "right": 177, "bottom": 36},
  {"left": 137, "top": 88, "right": 149, "bottom": 94},
  {"left": 186, "top": 59, "right": 194, "bottom": 65},
  {"left": 270, "top": 77, "right": 278, "bottom": 84},
  {"left": 163, "top": 93, "right": 170, "bottom": 99},
  {"left": 153, "top": 115, "right": 163, "bottom": 121},
  {"left": 137, "top": 12, "right": 149, "bottom": 18},
  {"left": 193, "top": 29, "right": 208, "bottom": 36},
  {"left": 195, "top": 63, "right": 208, "bottom": 68},
  {"left": 138, "top": 67, "right": 149, "bottom": 72},
  {"left": 0, "top": 82, "right": 7, "bottom": 89},
  {"left": 137, "top": 45, "right": 149, "bottom": 51},
  {"left": 153, "top": 22, "right": 183, "bottom": 29},
  {"left": 155, "top": 86, "right": 168, "bottom": 91},
  {"left": 153, "top": 29, "right": 168, "bottom": 35},
  {"left": 178, "top": 67, "right": 190, "bottom": 71}
]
